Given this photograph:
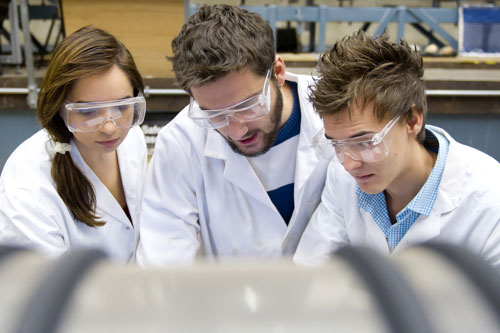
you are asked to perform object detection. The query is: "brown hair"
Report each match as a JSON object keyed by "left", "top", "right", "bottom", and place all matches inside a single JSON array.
[
  {"left": 171, "top": 4, "right": 275, "bottom": 93},
  {"left": 310, "top": 30, "right": 427, "bottom": 142},
  {"left": 37, "top": 25, "right": 144, "bottom": 227}
]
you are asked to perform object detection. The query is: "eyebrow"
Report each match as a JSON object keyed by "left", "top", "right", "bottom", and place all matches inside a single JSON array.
[
  {"left": 74, "top": 95, "right": 133, "bottom": 104},
  {"left": 198, "top": 90, "right": 261, "bottom": 111},
  {"left": 325, "top": 130, "right": 374, "bottom": 141}
]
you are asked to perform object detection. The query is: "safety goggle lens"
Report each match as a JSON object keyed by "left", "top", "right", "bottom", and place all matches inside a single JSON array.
[
  {"left": 63, "top": 94, "right": 146, "bottom": 133},
  {"left": 188, "top": 69, "right": 272, "bottom": 129},
  {"left": 312, "top": 115, "right": 400, "bottom": 163}
]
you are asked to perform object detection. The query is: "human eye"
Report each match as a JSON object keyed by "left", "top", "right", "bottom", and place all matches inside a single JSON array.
[
  {"left": 239, "top": 104, "right": 260, "bottom": 115},
  {"left": 207, "top": 113, "right": 228, "bottom": 127},
  {"left": 210, "top": 112, "right": 228, "bottom": 122},
  {"left": 343, "top": 140, "right": 371, "bottom": 154},
  {"left": 118, "top": 104, "right": 132, "bottom": 112},
  {"left": 231, "top": 94, "right": 259, "bottom": 110},
  {"left": 359, "top": 141, "right": 374, "bottom": 148},
  {"left": 78, "top": 108, "right": 99, "bottom": 117}
]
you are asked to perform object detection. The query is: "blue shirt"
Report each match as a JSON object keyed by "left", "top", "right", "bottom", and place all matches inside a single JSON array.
[
  {"left": 267, "top": 81, "right": 301, "bottom": 224},
  {"left": 357, "top": 128, "right": 450, "bottom": 250}
]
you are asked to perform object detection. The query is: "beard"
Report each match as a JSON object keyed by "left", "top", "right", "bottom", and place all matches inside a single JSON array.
[{"left": 226, "top": 81, "right": 284, "bottom": 157}]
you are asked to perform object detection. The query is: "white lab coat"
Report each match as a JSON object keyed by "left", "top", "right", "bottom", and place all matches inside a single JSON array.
[
  {"left": 0, "top": 126, "right": 147, "bottom": 262},
  {"left": 137, "top": 72, "right": 329, "bottom": 266},
  {"left": 294, "top": 126, "right": 500, "bottom": 269}
]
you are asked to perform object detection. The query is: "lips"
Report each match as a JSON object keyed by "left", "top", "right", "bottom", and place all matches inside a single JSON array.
[
  {"left": 96, "top": 138, "right": 120, "bottom": 147},
  {"left": 237, "top": 133, "right": 258, "bottom": 145},
  {"left": 354, "top": 174, "right": 374, "bottom": 181}
]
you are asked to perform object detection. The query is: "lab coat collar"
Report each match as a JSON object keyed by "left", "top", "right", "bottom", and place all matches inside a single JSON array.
[
  {"left": 116, "top": 130, "right": 141, "bottom": 228},
  {"left": 392, "top": 126, "right": 463, "bottom": 253},
  {"left": 288, "top": 72, "right": 323, "bottom": 196},
  {"left": 69, "top": 139, "right": 132, "bottom": 227},
  {"left": 393, "top": 209, "right": 442, "bottom": 254},
  {"left": 426, "top": 125, "right": 463, "bottom": 215},
  {"left": 205, "top": 128, "right": 226, "bottom": 160}
]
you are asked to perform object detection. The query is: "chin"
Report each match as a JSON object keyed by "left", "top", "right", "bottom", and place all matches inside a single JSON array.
[
  {"left": 238, "top": 147, "right": 265, "bottom": 157},
  {"left": 357, "top": 183, "right": 384, "bottom": 195},
  {"left": 230, "top": 141, "right": 271, "bottom": 157},
  {"left": 96, "top": 144, "right": 120, "bottom": 154}
]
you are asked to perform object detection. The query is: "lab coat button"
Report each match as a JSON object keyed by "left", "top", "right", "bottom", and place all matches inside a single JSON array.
[{"left": 126, "top": 226, "right": 131, "bottom": 230}]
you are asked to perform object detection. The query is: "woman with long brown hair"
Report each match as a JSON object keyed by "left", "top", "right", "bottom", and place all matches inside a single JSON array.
[{"left": 0, "top": 26, "right": 147, "bottom": 262}]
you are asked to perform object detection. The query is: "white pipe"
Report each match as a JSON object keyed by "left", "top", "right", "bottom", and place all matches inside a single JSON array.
[
  {"left": 0, "top": 88, "right": 497, "bottom": 97},
  {"left": 143, "top": 87, "right": 188, "bottom": 96},
  {"left": 0, "top": 87, "right": 31, "bottom": 94},
  {"left": 0, "top": 87, "right": 190, "bottom": 96},
  {"left": 425, "top": 90, "right": 500, "bottom": 96}
]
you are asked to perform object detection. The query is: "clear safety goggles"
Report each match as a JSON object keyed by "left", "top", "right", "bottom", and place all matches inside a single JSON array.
[
  {"left": 188, "top": 69, "right": 272, "bottom": 129},
  {"left": 312, "top": 115, "right": 401, "bottom": 163},
  {"left": 61, "top": 93, "right": 146, "bottom": 133}
]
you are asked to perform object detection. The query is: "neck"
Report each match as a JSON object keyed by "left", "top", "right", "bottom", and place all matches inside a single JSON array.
[
  {"left": 77, "top": 145, "right": 118, "bottom": 174},
  {"left": 385, "top": 143, "right": 437, "bottom": 221},
  {"left": 76, "top": 141, "right": 127, "bottom": 209},
  {"left": 279, "top": 81, "right": 294, "bottom": 128}
]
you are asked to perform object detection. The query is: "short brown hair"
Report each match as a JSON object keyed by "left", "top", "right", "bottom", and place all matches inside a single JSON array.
[
  {"left": 310, "top": 30, "right": 427, "bottom": 142},
  {"left": 171, "top": 4, "right": 275, "bottom": 92},
  {"left": 38, "top": 25, "right": 143, "bottom": 227}
]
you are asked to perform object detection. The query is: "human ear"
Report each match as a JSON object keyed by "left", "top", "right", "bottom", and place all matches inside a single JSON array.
[
  {"left": 273, "top": 55, "right": 286, "bottom": 87},
  {"left": 406, "top": 104, "right": 423, "bottom": 137}
]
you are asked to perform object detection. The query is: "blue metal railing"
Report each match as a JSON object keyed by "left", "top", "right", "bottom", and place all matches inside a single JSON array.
[{"left": 189, "top": 5, "right": 459, "bottom": 53}]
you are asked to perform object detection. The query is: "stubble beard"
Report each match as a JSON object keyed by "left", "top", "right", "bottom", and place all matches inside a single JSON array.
[{"left": 226, "top": 81, "right": 284, "bottom": 157}]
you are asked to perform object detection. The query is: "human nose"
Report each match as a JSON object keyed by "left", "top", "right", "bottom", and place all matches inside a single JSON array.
[
  {"left": 99, "top": 108, "right": 120, "bottom": 131},
  {"left": 341, "top": 151, "right": 363, "bottom": 172},
  {"left": 99, "top": 118, "right": 118, "bottom": 134},
  {"left": 227, "top": 118, "right": 249, "bottom": 140}
]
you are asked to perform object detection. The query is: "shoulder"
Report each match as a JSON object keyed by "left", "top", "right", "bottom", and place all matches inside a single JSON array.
[
  {"left": 0, "top": 131, "right": 63, "bottom": 215},
  {"left": 117, "top": 126, "right": 148, "bottom": 178},
  {"left": 1, "top": 130, "right": 53, "bottom": 183},
  {"left": 287, "top": 72, "right": 315, "bottom": 101},
  {"left": 441, "top": 130, "right": 500, "bottom": 202},
  {"left": 459, "top": 145, "right": 500, "bottom": 195},
  {"left": 428, "top": 125, "right": 499, "bottom": 171},
  {"left": 122, "top": 125, "right": 147, "bottom": 150},
  {"left": 115, "top": 126, "right": 148, "bottom": 170},
  {"left": 285, "top": 71, "right": 316, "bottom": 86},
  {"left": 285, "top": 72, "right": 316, "bottom": 97},
  {"left": 446, "top": 134, "right": 500, "bottom": 175},
  {"left": 284, "top": 72, "right": 322, "bottom": 133},
  {"left": 155, "top": 107, "right": 210, "bottom": 153},
  {"left": 5, "top": 129, "right": 50, "bottom": 159}
]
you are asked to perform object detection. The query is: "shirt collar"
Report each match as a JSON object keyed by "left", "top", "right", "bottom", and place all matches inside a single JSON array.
[{"left": 405, "top": 128, "right": 449, "bottom": 216}]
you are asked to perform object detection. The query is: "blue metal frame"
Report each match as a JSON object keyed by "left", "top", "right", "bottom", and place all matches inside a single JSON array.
[{"left": 189, "top": 4, "right": 459, "bottom": 52}]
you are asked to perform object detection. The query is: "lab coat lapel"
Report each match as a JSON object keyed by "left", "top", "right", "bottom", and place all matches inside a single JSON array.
[
  {"left": 393, "top": 210, "right": 442, "bottom": 253},
  {"left": 69, "top": 140, "right": 130, "bottom": 226},
  {"left": 285, "top": 75, "right": 328, "bottom": 235},
  {"left": 360, "top": 209, "right": 392, "bottom": 254},
  {"left": 427, "top": 128, "right": 464, "bottom": 214},
  {"left": 282, "top": 74, "right": 329, "bottom": 245},
  {"left": 204, "top": 130, "right": 272, "bottom": 208},
  {"left": 291, "top": 74, "right": 323, "bottom": 197},
  {"left": 394, "top": 128, "right": 463, "bottom": 253},
  {"left": 116, "top": 141, "right": 140, "bottom": 227},
  {"left": 294, "top": 123, "right": 320, "bottom": 197}
]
